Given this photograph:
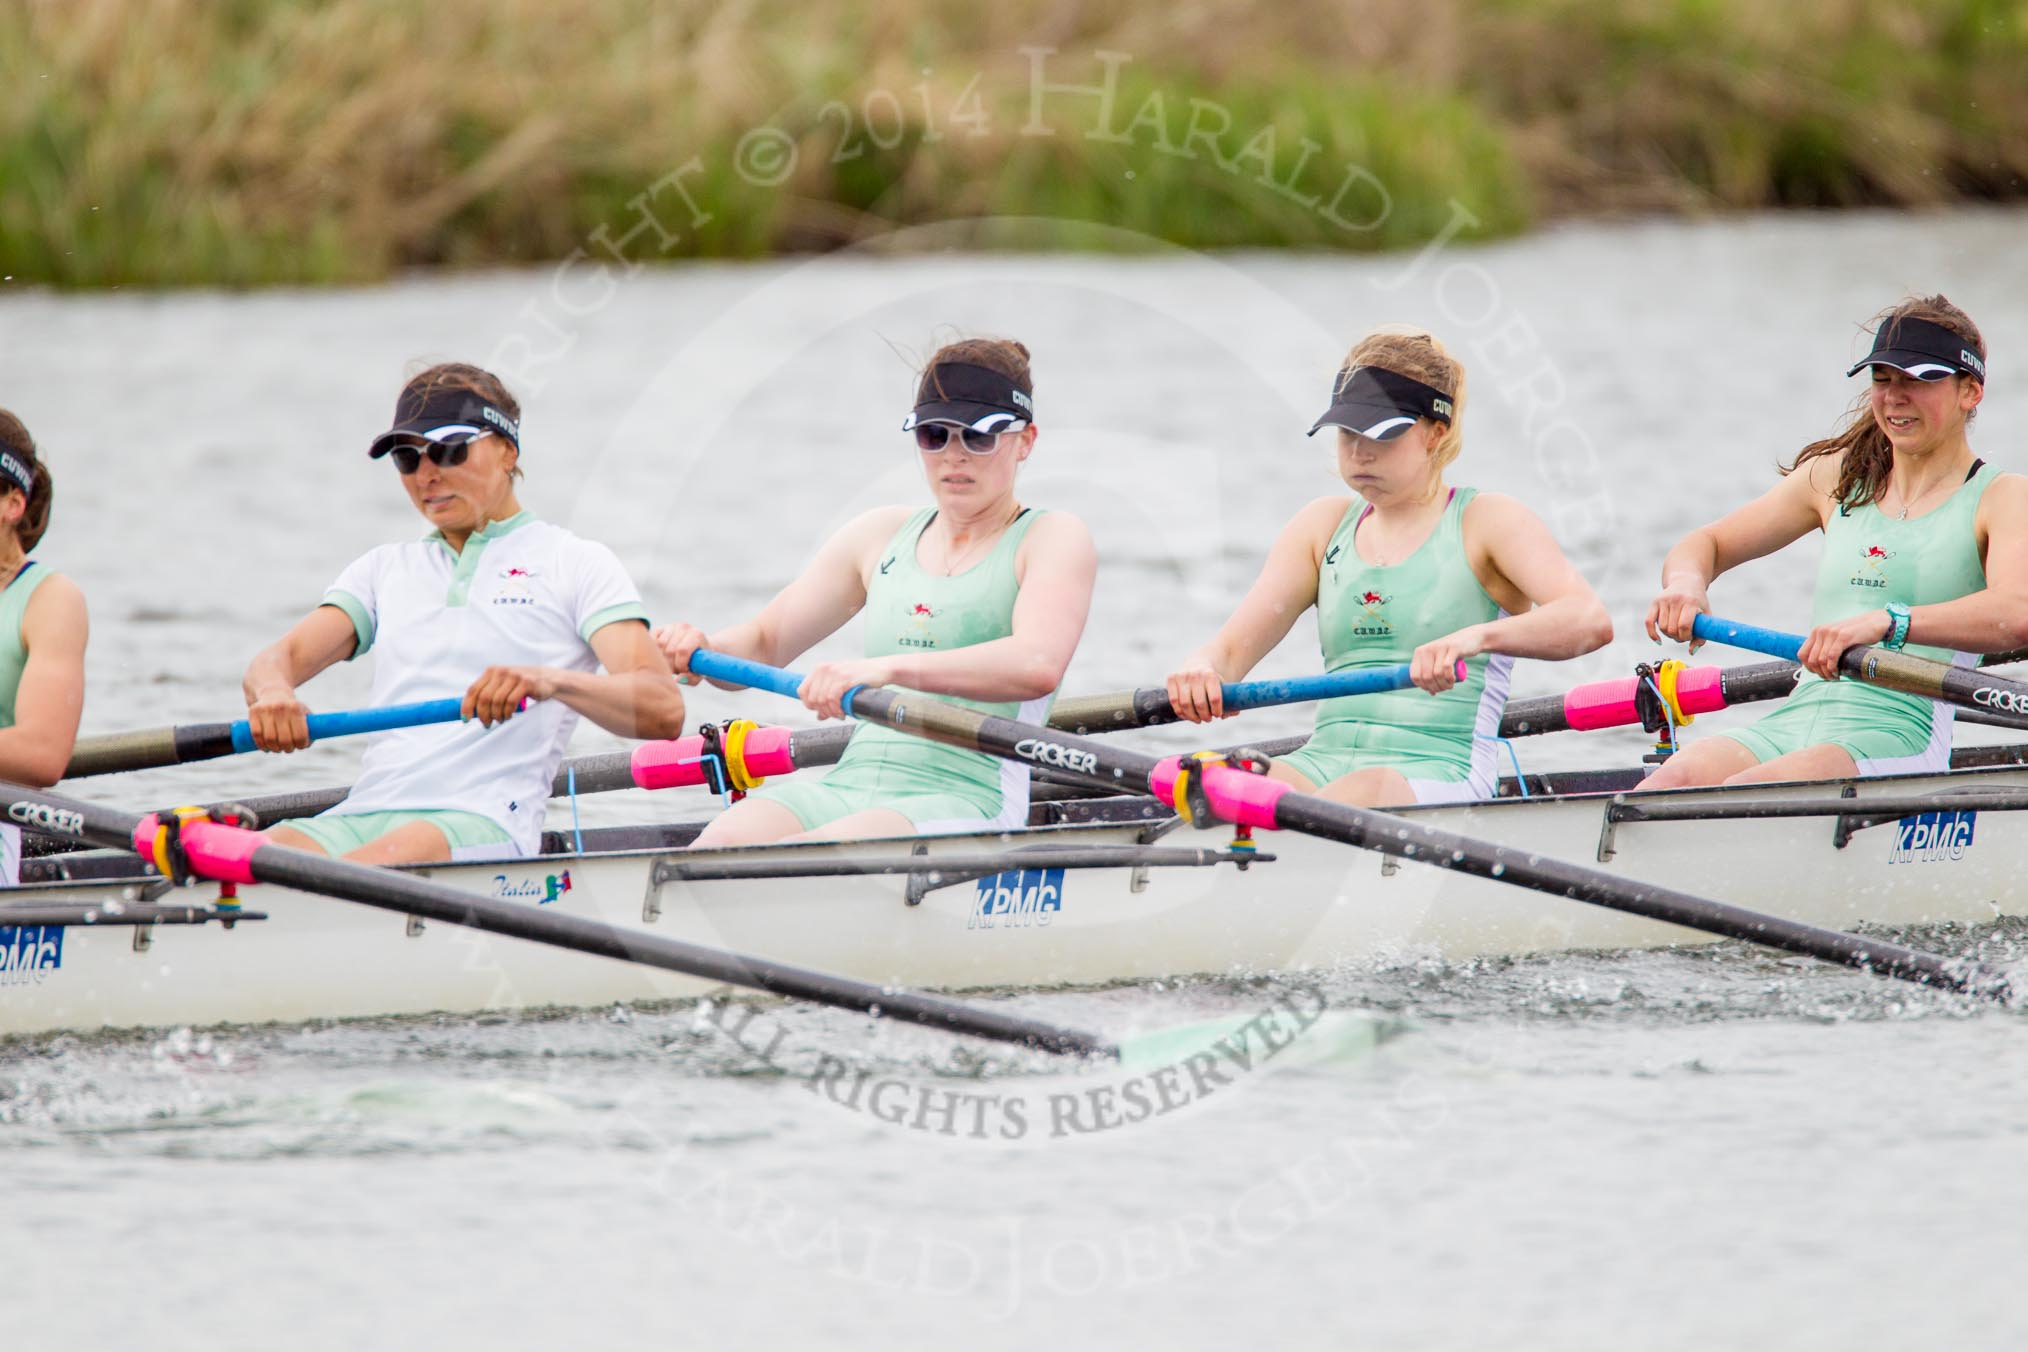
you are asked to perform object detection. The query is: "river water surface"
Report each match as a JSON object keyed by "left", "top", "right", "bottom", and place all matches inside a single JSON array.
[{"left": 4, "top": 209, "right": 2028, "bottom": 1349}]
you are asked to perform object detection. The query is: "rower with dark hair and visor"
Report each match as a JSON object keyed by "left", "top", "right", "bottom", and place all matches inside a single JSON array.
[
  {"left": 1646, "top": 296, "right": 2028, "bottom": 788},
  {"left": 1165, "top": 326, "right": 1611, "bottom": 806},
  {"left": 655, "top": 337, "right": 1096, "bottom": 845},
  {"left": 242, "top": 362, "right": 684, "bottom": 865}
]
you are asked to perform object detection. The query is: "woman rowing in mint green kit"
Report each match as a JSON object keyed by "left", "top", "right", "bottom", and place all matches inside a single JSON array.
[
  {"left": 1165, "top": 328, "right": 1612, "bottom": 808},
  {"left": 654, "top": 337, "right": 1096, "bottom": 846},
  {"left": 0, "top": 409, "right": 89, "bottom": 885},
  {"left": 1645, "top": 295, "right": 2028, "bottom": 789},
  {"left": 242, "top": 362, "right": 685, "bottom": 866}
]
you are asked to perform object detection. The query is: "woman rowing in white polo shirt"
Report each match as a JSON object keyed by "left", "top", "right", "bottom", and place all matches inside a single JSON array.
[
  {"left": 0, "top": 409, "right": 88, "bottom": 885},
  {"left": 242, "top": 363, "right": 685, "bottom": 865}
]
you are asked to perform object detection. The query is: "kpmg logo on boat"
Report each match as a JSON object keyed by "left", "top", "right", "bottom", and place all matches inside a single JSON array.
[
  {"left": 0, "top": 924, "right": 64, "bottom": 986},
  {"left": 968, "top": 868, "right": 1064, "bottom": 929},
  {"left": 1889, "top": 809, "right": 1976, "bottom": 864}
]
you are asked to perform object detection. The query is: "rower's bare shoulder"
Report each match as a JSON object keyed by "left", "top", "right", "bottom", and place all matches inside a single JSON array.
[
  {"left": 1264, "top": 497, "right": 1351, "bottom": 570},
  {"left": 1025, "top": 510, "right": 1092, "bottom": 548},
  {"left": 1792, "top": 449, "right": 1846, "bottom": 501},
  {"left": 1289, "top": 495, "right": 1353, "bottom": 537},
  {"left": 1977, "top": 470, "right": 2028, "bottom": 524},
  {"left": 21, "top": 569, "right": 87, "bottom": 627},
  {"left": 833, "top": 505, "right": 915, "bottom": 555},
  {"left": 1015, "top": 513, "right": 1095, "bottom": 586},
  {"left": 1459, "top": 490, "right": 1534, "bottom": 526}
]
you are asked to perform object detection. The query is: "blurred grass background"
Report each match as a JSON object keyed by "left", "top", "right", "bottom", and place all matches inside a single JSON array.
[{"left": 1, "top": 0, "right": 2024, "bottom": 287}]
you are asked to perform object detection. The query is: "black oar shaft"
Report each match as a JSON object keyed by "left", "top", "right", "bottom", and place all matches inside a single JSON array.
[
  {"left": 64, "top": 723, "right": 237, "bottom": 778},
  {"left": 1843, "top": 647, "right": 2028, "bottom": 729},
  {"left": 0, "top": 780, "right": 1113, "bottom": 1057},
  {"left": 843, "top": 688, "right": 2013, "bottom": 1001},
  {"left": 1267, "top": 793, "right": 1983, "bottom": 993},
  {"left": 1048, "top": 689, "right": 1173, "bottom": 734}
]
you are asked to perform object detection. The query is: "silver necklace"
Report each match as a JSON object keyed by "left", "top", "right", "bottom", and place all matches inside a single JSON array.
[{"left": 938, "top": 504, "right": 1020, "bottom": 575}]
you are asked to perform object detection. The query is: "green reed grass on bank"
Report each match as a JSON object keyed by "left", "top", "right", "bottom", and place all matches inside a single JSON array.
[{"left": 0, "top": 0, "right": 2023, "bottom": 287}]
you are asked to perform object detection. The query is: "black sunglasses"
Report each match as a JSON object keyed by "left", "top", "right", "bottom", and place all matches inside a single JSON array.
[
  {"left": 912, "top": 421, "right": 1020, "bottom": 455},
  {"left": 387, "top": 433, "right": 481, "bottom": 475}
]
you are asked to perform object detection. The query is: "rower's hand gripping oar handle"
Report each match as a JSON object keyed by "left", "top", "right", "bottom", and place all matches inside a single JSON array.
[
  {"left": 688, "top": 651, "right": 850, "bottom": 705},
  {"left": 1689, "top": 615, "right": 1805, "bottom": 664},
  {"left": 1216, "top": 662, "right": 1462, "bottom": 711},
  {"left": 1691, "top": 613, "right": 2028, "bottom": 729},
  {"left": 226, "top": 696, "right": 501, "bottom": 755}
]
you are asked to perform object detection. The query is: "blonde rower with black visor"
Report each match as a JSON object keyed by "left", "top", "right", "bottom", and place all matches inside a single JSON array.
[
  {"left": 1166, "top": 328, "right": 1612, "bottom": 807},
  {"left": 242, "top": 363, "right": 684, "bottom": 865}
]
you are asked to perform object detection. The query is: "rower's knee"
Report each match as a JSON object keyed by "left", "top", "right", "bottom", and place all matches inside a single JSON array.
[
  {"left": 262, "top": 825, "right": 328, "bottom": 856},
  {"left": 341, "top": 822, "right": 452, "bottom": 867},
  {"left": 689, "top": 799, "right": 805, "bottom": 849},
  {"left": 1316, "top": 768, "right": 1411, "bottom": 808}
]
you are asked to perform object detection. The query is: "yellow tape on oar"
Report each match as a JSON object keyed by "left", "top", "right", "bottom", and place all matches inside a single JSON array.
[
  {"left": 1656, "top": 659, "right": 1694, "bottom": 727},
  {"left": 1169, "top": 750, "right": 1268, "bottom": 855},
  {"left": 147, "top": 805, "right": 215, "bottom": 879},
  {"left": 721, "top": 719, "right": 765, "bottom": 793}
]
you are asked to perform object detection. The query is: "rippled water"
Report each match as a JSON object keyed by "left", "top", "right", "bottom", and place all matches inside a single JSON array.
[{"left": 6, "top": 209, "right": 2028, "bottom": 1348}]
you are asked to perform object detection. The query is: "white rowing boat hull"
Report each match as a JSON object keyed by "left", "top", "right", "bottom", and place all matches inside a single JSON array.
[{"left": 3, "top": 766, "right": 2020, "bottom": 1036}]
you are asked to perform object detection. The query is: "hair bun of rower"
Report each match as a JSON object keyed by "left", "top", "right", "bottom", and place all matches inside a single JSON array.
[
  {"left": 0, "top": 407, "right": 53, "bottom": 552},
  {"left": 925, "top": 337, "right": 1032, "bottom": 398}
]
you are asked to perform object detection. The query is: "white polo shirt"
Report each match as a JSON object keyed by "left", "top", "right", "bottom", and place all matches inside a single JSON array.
[{"left": 321, "top": 512, "right": 649, "bottom": 856}]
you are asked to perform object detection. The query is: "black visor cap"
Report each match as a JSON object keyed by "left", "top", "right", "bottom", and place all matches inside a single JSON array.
[
  {"left": 368, "top": 386, "right": 521, "bottom": 459},
  {"left": 1308, "top": 365, "right": 1455, "bottom": 441},
  {"left": 901, "top": 361, "right": 1033, "bottom": 433},
  {"left": 1847, "top": 316, "right": 1987, "bottom": 382}
]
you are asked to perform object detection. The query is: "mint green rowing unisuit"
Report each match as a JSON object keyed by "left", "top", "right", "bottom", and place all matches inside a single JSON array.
[
  {"left": 0, "top": 560, "right": 53, "bottom": 731},
  {"left": 0, "top": 560, "right": 55, "bottom": 885},
  {"left": 1725, "top": 459, "right": 1998, "bottom": 774},
  {"left": 1278, "top": 488, "right": 1512, "bottom": 802},
  {"left": 752, "top": 507, "right": 1052, "bottom": 835}
]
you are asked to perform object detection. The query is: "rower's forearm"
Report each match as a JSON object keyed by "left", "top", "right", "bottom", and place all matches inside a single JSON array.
[
  {"left": 242, "top": 644, "right": 299, "bottom": 703},
  {"left": 699, "top": 621, "right": 779, "bottom": 691},
  {"left": 1478, "top": 597, "right": 1614, "bottom": 661},
  {"left": 554, "top": 670, "right": 687, "bottom": 739},
  {"left": 1658, "top": 535, "right": 1719, "bottom": 591},
  {"left": 1908, "top": 592, "right": 2028, "bottom": 654},
  {"left": 884, "top": 637, "right": 1066, "bottom": 702},
  {"left": 0, "top": 728, "right": 70, "bottom": 788}
]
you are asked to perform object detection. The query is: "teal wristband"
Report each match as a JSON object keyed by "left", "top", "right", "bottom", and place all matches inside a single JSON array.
[{"left": 1882, "top": 602, "right": 1912, "bottom": 650}]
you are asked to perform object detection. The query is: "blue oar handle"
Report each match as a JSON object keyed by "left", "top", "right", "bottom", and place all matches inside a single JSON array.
[
  {"left": 687, "top": 651, "right": 1443, "bottom": 726},
  {"left": 1690, "top": 615, "right": 1804, "bottom": 664},
  {"left": 229, "top": 697, "right": 483, "bottom": 754},
  {"left": 690, "top": 650, "right": 832, "bottom": 703},
  {"left": 1220, "top": 662, "right": 1451, "bottom": 711}
]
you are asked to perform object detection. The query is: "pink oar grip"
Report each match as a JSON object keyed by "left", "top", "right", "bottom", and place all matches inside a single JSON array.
[
  {"left": 630, "top": 726, "right": 797, "bottom": 790},
  {"left": 734, "top": 726, "right": 796, "bottom": 776},
  {"left": 1150, "top": 756, "right": 1289, "bottom": 830},
  {"left": 1562, "top": 676, "right": 1640, "bottom": 731},
  {"left": 131, "top": 814, "right": 262, "bottom": 885},
  {"left": 631, "top": 735, "right": 708, "bottom": 789},
  {"left": 1673, "top": 665, "right": 1727, "bottom": 715}
]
